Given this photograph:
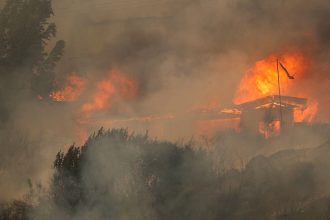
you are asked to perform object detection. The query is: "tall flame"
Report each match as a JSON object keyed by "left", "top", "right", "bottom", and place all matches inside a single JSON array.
[
  {"left": 234, "top": 52, "right": 306, "bottom": 104},
  {"left": 234, "top": 51, "right": 319, "bottom": 124}
]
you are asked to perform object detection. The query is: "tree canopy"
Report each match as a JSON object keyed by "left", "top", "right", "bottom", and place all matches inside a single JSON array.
[
  {"left": 0, "top": 0, "right": 64, "bottom": 97},
  {"left": 0, "top": 0, "right": 65, "bottom": 125}
]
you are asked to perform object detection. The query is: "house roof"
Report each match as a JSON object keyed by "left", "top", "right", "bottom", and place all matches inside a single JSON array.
[{"left": 236, "top": 95, "right": 307, "bottom": 110}]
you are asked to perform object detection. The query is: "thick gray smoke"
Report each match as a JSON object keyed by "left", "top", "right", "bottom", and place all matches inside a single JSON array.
[{"left": 1, "top": 0, "right": 330, "bottom": 203}]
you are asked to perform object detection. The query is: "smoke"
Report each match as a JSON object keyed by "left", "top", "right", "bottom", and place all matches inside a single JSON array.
[
  {"left": 28, "top": 129, "right": 330, "bottom": 220},
  {"left": 51, "top": 0, "right": 330, "bottom": 123},
  {"left": 1, "top": 0, "right": 330, "bottom": 203}
]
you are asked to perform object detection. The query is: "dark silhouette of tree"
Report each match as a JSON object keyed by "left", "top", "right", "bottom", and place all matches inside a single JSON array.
[
  {"left": 0, "top": 200, "right": 31, "bottom": 220},
  {"left": 2, "top": 128, "right": 327, "bottom": 220},
  {"left": 0, "top": 0, "right": 65, "bottom": 122},
  {"left": 50, "top": 128, "right": 215, "bottom": 219},
  {"left": 52, "top": 145, "right": 83, "bottom": 212}
]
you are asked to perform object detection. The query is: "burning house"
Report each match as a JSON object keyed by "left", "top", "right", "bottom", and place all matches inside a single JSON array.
[
  {"left": 47, "top": 51, "right": 321, "bottom": 141},
  {"left": 194, "top": 95, "right": 308, "bottom": 138},
  {"left": 235, "top": 95, "right": 307, "bottom": 138},
  {"left": 206, "top": 52, "right": 317, "bottom": 138}
]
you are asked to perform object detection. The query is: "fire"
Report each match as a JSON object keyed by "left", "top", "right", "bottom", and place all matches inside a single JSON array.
[
  {"left": 110, "top": 70, "right": 138, "bottom": 100},
  {"left": 294, "top": 100, "right": 318, "bottom": 123},
  {"left": 50, "top": 73, "right": 85, "bottom": 102},
  {"left": 234, "top": 51, "right": 319, "bottom": 124},
  {"left": 259, "top": 120, "right": 281, "bottom": 139},
  {"left": 75, "top": 69, "right": 138, "bottom": 143},
  {"left": 47, "top": 68, "right": 138, "bottom": 144},
  {"left": 81, "top": 79, "right": 115, "bottom": 112},
  {"left": 234, "top": 52, "right": 306, "bottom": 104},
  {"left": 81, "top": 69, "right": 138, "bottom": 114}
]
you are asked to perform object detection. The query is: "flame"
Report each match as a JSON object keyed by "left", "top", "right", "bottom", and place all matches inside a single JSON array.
[
  {"left": 110, "top": 70, "right": 138, "bottom": 100},
  {"left": 221, "top": 108, "right": 241, "bottom": 115},
  {"left": 45, "top": 68, "right": 139, "bottom": 144},
  {"left": 70, "top": 69, "right": 138, "bottom": 145},
  {"left": 259, "top": 120, "right": 280, "bottom": 139},
  {"left": 81, "top": 79, "right": 115, "bottom": 112},
  {"left": 294, "top": 100, "right": 318, "bottom": 123},
  {"left": 234, "top": 51, "right": 319, "bottom": 125},
  {"left": 81, "top": 69, "right": 138, "bottom": 114},
  {"left": 50, "top": 73, "right": 85, "bottom": 102},
  {"left": 234, "top": 52, "right": 306, "bottom": 104}
]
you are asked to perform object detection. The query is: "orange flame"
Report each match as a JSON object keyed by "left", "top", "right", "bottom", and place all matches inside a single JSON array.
[
  {"left": 72, "top": 69, "right": 138, "bottom": 145},
  {"left": 81, "top": 79, "right": 115, "bottom": 112},
  {"left": 81, "top": 69, "right": 138, "bottom": 114},
  {"left": 50, "top": 73, "right": 85, "bottom": 102},
  {"left": 234, "top": 51, "right": 319, "bottom": 124},
  {"left": 294, "top": 100, "right": 318, "bottom": 123},
  {"left": 259, "top": 120, "right": 281, "bottom": 139},
  {"left": 234, "top": 52, "right": 306, "bottom": 104},
  {"left": 46, "top": 69, "right": 139, "bottom": 145}
]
